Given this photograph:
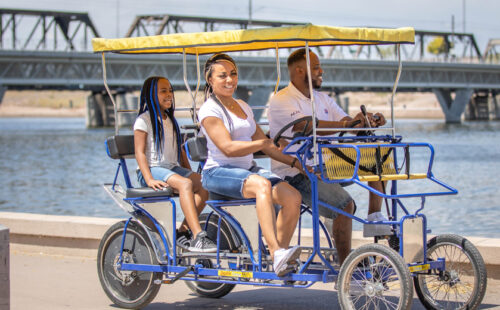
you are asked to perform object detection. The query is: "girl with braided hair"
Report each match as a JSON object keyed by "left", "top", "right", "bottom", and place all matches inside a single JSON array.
[
  {"left": 198, "top": 53, "right": 303, "bottom": 276},
  {"left": 134, "top": 76, "right": 216, "bottom": 253}
]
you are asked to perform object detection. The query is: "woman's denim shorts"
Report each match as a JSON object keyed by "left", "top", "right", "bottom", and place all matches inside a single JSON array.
[
  {"left": 201, "top": 165, "right": 282, "bottom": 199},
  {"left": 137, "top": 165, "right": 193, "bottom": 187}
]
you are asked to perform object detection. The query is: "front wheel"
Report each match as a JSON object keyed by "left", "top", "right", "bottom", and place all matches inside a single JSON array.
[
  {"left": 414, "top": 234, "right": 487, "bottom": 310},
  {"left": 97, "top": 220, "right": 162, "bottom": 309},
  {"left": 337, "top": 243, "right": 413, "bottom": 310}
]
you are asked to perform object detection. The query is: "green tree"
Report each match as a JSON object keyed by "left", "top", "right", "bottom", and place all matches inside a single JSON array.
[
  {"left": 427, "top": 37, "right": 453, "bottom": 55},
  {"left": 378, "top": 46, "right": 395, "bottom": 59}
]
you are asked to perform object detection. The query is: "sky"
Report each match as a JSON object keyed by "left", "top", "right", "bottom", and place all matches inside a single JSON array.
[{"left": 2, "top": 0, "right": 499, "bottom": 52}]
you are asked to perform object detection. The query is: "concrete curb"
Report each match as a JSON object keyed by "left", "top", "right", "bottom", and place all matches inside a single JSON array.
[
  {"left": 0, "top": 224, "right": 9, "bottom": 310},
  {"left": 1, "top": 211, "right": 499, "bottom": 267},
  {"left": 0, "top": 212, "right": 119, "bottom": 258}
]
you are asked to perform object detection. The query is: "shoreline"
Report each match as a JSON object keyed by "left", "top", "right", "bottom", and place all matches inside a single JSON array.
[
  {"left": 0, "top": 90, "right": 446, "bottom": 119},
  {"left": 0, "top": 105, "right": 445, "bottom": 119},
  {"left": 0, "top": 106, "right": 86, "bottom": 118}
]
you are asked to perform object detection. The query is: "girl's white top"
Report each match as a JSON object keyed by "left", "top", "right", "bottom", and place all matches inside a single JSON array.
[
  {"left": 133, "top": 112, "right": 178, "bottom": 168},
  {"left": 198, "top": 97, "right": 256, "bottom": 170}
]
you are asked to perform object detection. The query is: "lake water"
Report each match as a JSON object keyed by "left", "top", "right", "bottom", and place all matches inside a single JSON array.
[{"left": 1, "top": 117, "right": 499, "bottom": 238}]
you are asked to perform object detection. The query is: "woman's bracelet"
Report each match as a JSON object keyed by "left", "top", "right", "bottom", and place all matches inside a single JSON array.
[{"left": 290, "top": 158, "right": 298, "bottom": 168}]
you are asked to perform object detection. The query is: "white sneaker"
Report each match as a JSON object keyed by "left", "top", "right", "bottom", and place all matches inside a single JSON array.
[
  {"left": 363, "top": 212, "right": 392, "bottom": 237},
  {"left": 273, "top": 246, "right": 301, "bottom": 277}
]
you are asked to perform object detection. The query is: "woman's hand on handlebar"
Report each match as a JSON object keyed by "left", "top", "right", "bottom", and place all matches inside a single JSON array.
[{"left": 259, "top": 138, "right": 275, "bottom": 151}]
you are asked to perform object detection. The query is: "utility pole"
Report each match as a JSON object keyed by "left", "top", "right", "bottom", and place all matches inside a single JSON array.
[
  {"left": 462, "top": 0, "right": 466, "bottom": 33},
  {"left": 116, "top": 0, "right": 120, "bottom": 37},
  {"left": 249, "top": 0, "right": 252, "bottom": 28}
]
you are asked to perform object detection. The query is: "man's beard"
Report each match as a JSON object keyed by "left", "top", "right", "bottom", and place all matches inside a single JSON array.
[{"left": 304, "top": 74, "right": 322, "bottom": 89}]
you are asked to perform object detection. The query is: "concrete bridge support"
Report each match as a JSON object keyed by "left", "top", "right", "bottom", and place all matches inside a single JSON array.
[
  {"left": 0, "top": 85, "right": 6, "bottom": 105},
  {"left": 86, "top": 92, "right": 112, "bottom": 127},
  {"left": 490, "top": 91, "right": 500, "bottom": 120},
  {"left": 86, "top": 92, "right": 138, "bottom": 128},
  {"left": 0, "top": 225, "right": 9, "bottom": 310},
  {"left": 235, "top": 86, "right": 272, "bottom": 122},
  {"left": 433, "top": 88, "right": 473, "bottom": 123}
]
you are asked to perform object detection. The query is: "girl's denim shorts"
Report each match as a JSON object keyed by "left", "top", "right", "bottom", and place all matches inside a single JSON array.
[
  {"left": 137, "top": 165, "right": 193, "bottom": 187},
  {"left": 201, "top": 165, "right": 282, "bottom": 199}
]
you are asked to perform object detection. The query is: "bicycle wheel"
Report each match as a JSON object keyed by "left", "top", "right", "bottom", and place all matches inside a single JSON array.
[
  {"left": 97, "top": 220, "right": 162, "bottom": 309},
  {"left": 184, "top": 212, "right": 239, "bottom": 298},
  {"left": 337, "top": 243, "right": 413, "bottom": 310},
  {"left": 414, "top": 234, "right": 487, "bottom": 310}
]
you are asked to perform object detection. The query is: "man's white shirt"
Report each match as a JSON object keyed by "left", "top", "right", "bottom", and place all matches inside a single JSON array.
[{"left": 268, "top": 82, "right": 347, "bottom": 178}]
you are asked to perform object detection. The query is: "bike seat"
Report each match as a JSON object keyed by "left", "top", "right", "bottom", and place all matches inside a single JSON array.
[
  {"left": 208, "top": 192, "right": 238, "bottom": 201},
  {"left": 126, "top": 187, "right": 175, "bottom": 199}
]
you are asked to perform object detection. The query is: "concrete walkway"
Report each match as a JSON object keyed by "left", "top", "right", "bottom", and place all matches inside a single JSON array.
[
  {"left": 9, "top": 250, "right": 500, "bottom": 310},
  {"left": 3, "top": 212, "right": 500, "bottom": 309}
]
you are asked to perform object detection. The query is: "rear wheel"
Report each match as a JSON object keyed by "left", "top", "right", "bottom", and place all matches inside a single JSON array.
[
  {"left": 184, "top": 212, "right": 240, "bottom": 298},
  {"left": 414, "top": 234, "right": 487, "bottom": 310},
  {"left": 337, "top": 243, "right": 413, "bottom": 310},
  {"left": 97, "top": 220, "right": 162, "bottom": 309}
]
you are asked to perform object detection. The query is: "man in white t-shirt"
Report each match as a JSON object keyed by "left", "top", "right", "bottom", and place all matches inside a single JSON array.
[{"left": 268, "top": 48, "right": 388, "bottom": 265}]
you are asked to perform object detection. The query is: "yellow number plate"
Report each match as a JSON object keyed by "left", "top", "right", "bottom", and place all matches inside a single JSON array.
[
  {"left": 409, "top": 264, "right": 430, "bottom": 273},
  {"left": 218, "top": 270, "right": 253, "bottom": 278}
]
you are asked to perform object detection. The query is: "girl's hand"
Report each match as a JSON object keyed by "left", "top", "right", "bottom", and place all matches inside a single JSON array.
[{"left": 147, "top": 179, "right": 170, "bottom": 191}]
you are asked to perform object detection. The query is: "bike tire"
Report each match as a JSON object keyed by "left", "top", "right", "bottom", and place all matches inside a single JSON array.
[
  {"left": 414, "top": 234, "right": 487, "bottom": 310},
  {"left": 97, "top": 220, "right": 162, "bottom": 309},
  {"left": 337, "top": 243, "right": 413, "bottom": 310}
]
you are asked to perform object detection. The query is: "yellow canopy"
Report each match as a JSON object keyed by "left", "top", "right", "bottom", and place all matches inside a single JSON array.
[{"left": 92, "top": 24, "right": 414, "bottom": 55}]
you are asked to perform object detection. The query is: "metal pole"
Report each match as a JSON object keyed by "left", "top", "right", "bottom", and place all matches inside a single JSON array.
[
  {"left": 116, "top": 0, "right": 120, "bottom": 37},
  {"left": 182, "top": 49, "right": 197, "bottom": 124},
  {"left": 248, "top": 0, "right": 252, "bottom": 27},
  {"left": 273, "top": 44, "right": 280, "bottom": 94},
  {"left": 101, "top": 52, "right": 119, "bottom": 135},
  {"left": 389, "top": 44, "right": 402, "bottom": 137},
  {"left": 193, "top": 51, "right": 201, "bottom": 125},
  {"left": 12, "top": 14, "right": 16, "bottom": 50},
  {"left": 451, "top": 14, "right": 455, "bottom": 53},
  {"left": 462, "top": 0, "right": 466, "bottom": 33},
  {"left": 305, "top": 42, "right": 317, "bottom": 165}
]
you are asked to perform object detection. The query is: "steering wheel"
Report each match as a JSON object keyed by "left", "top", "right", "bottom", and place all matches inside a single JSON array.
[{"left": 273, "top": 116, "right": 316, "bottom": 147}]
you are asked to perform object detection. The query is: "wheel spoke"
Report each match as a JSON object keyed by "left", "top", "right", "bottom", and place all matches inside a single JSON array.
[
  {"left": 414, "top": 235, "right": 486, "bottom": 310},
  {"left": 339, "top": 244, "right": 412, "bottom": 310}
]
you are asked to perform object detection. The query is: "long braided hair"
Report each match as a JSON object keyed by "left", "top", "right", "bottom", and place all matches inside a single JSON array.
[
  {"left": 203, "top": 53, "right": 238, "bottom": 131},
  {"left": 138, "top": 76, "right": 182, "bottom": 162}
]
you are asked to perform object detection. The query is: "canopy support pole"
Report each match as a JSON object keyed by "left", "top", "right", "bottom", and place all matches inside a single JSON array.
[
  {"left": 182, "top": 49, "right": 198, "bottom": 125},
  {"left": 273, "top": 45, "right": 280, "bottom": 95},
  {"left": 389, "top": 44, "right": 402, "bottom": 137},
  {"left": 192, "top": 51, "right": 201, "bottom": 126},
  {"left": 305, "top": 42, "right": 318, "bottom": 166},
  {"left": 101, "top": 52, "right": 119, "bottom": 135}
]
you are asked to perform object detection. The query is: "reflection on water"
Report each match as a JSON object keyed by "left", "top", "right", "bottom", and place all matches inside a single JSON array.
[{"left": 1, "top": 117, "right": 499, "bottom": 238}]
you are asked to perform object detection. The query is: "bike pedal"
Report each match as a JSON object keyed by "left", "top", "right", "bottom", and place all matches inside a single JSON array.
[
  {"left": 285, "top": 280, "right": 308, "bottom": 286},
  {"left": 161, "top": 266, "right": 194, "bottom": 284}
]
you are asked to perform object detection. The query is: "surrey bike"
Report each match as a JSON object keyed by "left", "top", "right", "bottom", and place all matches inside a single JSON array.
[{"left": 93, "top": 24, "right": 487, "bottom": 309}]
